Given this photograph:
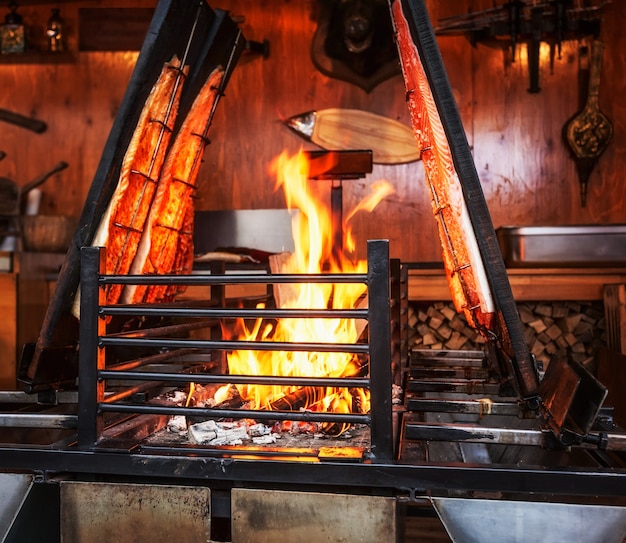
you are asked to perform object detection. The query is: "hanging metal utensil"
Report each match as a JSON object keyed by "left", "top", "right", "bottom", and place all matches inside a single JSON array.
[
  {"left": 563, "top": 40, "right": 613, "bottom": 207},
  {"left": 0, "top": 109, "right": 47, "bottom": 133}
]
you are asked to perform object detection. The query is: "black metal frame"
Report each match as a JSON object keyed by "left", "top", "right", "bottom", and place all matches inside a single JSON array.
[
  {"left": 2, "top": 241, "right": 626, "bottom": 501},
  {"left": 77, "top": 239, "right": 394, "bottom": 461}
]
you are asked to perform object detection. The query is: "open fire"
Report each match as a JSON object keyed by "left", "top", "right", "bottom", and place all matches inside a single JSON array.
[{"left": 187, "top": 149, "right": 394, "bottom": 438}]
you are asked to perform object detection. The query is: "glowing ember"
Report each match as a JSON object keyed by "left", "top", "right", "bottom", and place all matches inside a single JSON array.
[{"left": 217, "top": 149, "right": 394, "bottom": 424}]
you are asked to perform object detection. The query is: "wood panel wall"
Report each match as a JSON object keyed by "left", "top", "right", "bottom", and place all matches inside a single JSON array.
[{"left": 0, "top": 0, "right": 624, "bottom": 263}]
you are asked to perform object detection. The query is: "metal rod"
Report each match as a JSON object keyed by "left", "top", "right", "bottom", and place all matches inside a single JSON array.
[
  {"left": 0, "top": 414, "right": 78, "bottom": 429},
  {"left": 404, "top": 422, "right": 549, "bottom": 446},
  {"left": 78, "top": 246, "right": 105, "bottom": 448},
  {"left": 102, "top": 381, "right": 172, "bottom": 404},
  {"left": 331, "top": 181, "right": 343, "bottom": 260},
  {"left": 367, "top": 240, "right": 394, "bottom": 462},
  {"left": 98, "top": 403, "right": 371, "bottom": 425},
  {"left": 410, "top": 349, "right": 486, "bottom": 367},
  {"left": 98, "top": 337, "right": 370, "bottom": 354},
  {"left": 406, "top": 398, "right": 526, "bottom": 417},
  {"left": 409, "top": 367, "right": 488, "bottom": 379},
  {"left": 0, "top": 391, "right": 78, "bottom": 404},
  {"left": 2, "top": 447, "right": 626, "bottom": 498},
  {"left": 99, "top": 371, "right": 370, "bottom": 389},
  {"left": 107, "top": 319, "right": 220, "bottom": 339},
  {"left": 99, "top": 273, "right": 367, "bottom": 285},
  {"left": 407, "top": 379, "right": 501, "bottom": 395},
  {"left": 106, "top": 348, "right": 201, "bottom": 371},
  {"left": 140, "top": 444, "right": 322, "bottom": 458},
  {"left": 101, "top": 306, "right": 368, "bottom": 320}
]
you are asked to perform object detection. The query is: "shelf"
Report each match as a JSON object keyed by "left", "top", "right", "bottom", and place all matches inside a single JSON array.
[
  {"left": 408, "top": 267, "right": 626, "bottom": 302},
  {"left": 0, "top": 50, "right": 75, "bottom": 64}
]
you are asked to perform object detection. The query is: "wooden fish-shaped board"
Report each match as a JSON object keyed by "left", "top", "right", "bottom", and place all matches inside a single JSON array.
[{"left": 284, "top": 108, "right": 421, "bottom": 164}]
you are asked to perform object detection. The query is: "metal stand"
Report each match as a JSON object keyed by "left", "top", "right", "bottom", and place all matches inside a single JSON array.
[{"left": 305, "top": 150, "right": 373, "bottom": 263}]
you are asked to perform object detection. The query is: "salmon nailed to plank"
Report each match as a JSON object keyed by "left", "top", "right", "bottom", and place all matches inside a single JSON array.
[
  {"left": 71, "top": 55, "right": 187, "bottom": 318},
  {"left": 391, "top": 0, "right": 495, "bottom": 335},
  {"left": 122, "top": 65, "right": 226, "bottom": 305}
]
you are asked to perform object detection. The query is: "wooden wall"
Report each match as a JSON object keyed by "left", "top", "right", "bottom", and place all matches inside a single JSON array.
[{"left": 0, "top": 0, "right": 624, "bottom": 263}]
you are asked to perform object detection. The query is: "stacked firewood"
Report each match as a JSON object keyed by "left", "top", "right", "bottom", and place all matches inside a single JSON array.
[{"left": 407, "top": 301, "right": 606, "bottom": 372}]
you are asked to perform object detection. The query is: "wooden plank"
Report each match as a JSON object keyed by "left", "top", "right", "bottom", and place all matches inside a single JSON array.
[
  {"left": 604, "top": 284, "right": 626, "bottom": 354},
  {"left": 409, "top": 268, "right": 626, "bottom": 302},
  {"left": 0, "top": 272, "right": 17, "bottom": 389}
]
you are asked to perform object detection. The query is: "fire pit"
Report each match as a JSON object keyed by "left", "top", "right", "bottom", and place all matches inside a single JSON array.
[{"left": 76, "top": 237, "right": 395, "bottom": 462}]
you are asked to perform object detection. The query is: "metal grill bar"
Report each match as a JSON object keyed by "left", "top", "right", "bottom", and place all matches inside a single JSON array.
[
  {"left": 99, "top": 273, "right": 368, "bottom": 285},
  {"left": 98, "top": 404, "right": 371, "bottom": 425},
  {"left": 367, "top": 240, "right": 394, "bottom": 462},
  {"left": 407, "top": 398, "right": 524, "bottom": 417},
  {"left": 101, "top": 307, "right": 368, "bottom": 319},
  {"left": 0, "top": 414, "right": 78, "bottom": 429},
  {"left": 404, "top": 422, "right": 550, "bottom": 446},
  {"left": 99, "top": 371, "right": 369, "bottom": 388},
  {"left": 98, "top": 337, "right": 370, "bottom": 353}
]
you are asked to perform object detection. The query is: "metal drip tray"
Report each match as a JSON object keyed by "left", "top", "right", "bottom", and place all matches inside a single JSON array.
[
  {"left": 432, "top": 497, "right": 626, "bottom": 543},
  {"left": 497, "top": 225, "right": 626, "bottom": 267}
]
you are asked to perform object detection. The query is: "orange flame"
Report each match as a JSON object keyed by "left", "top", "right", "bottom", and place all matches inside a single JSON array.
[{"left": 218, "top": 149, "right": 394, "bottom": 421}]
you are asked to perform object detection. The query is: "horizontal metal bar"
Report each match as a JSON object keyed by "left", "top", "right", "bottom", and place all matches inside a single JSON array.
[
  {"left": 99, "top": 371, "right": 370, "bottom": 389},
  {"left": 0, "top": 391, "right": 78, "bottom": 404},
  {"left": 106, "top": 319, "right": 219, "bottom": 339},
  {"left": 409, "top": 367, "right": 488, "bottom": 379},
  {"left": 407, "top": 379, "right": 501, "bottom": 395},
  {"left": 406, "top": 398, "right": 524, "bottom": 417},
  {"left": 106, "top": 348, "right": 202, "bottom": 371},
  {"left": 101, "top": 306, "right": 369, "bottom": 320},
  {"left": 99, "top": 273, "right": 368, "bottom": 286},
  {"left": 0, "top": 414, "right": 78, "bottom": 429},
  {"left": 599, "top": 433, "right": 626, "bottom": 452},
  {"left": 410, "top": 349, "right": 485, "bottom": 366},
  {"left": 97, "top": 403, "right": 371, "bottom": 424},
  {"left": 404, "top": 422, "right": 548, "bottom": 446},
  {"left": 2, "top": 448, "right": 626, "bottom": 498},
  {"left": 139, "top": 444, "right": 323, "bottom": 458},
  {"left": 99, "top": 337, "right": 370, "bottom": 354}
]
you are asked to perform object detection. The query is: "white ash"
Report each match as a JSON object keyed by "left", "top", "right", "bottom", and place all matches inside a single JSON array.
[
  {"left": 392, "top": 384, "right": 403, "bottom": 405},
  {"left": 167, "top": 415, "right": 188, "bottom": 433},
  {"left": 188, "top": 420, "right": 218, "bottom": 444},
  {"left": 252, "top": 434, "right": 278, "bottom": 445},
  {"left": 248, "top": 422, "right": 272, "bottom": 437},
  {"left": 167, "top": 390, "right": 188, "bottom": 404},
  {"left": 187, "top": 419, "right": 278, "bottom": 446}
]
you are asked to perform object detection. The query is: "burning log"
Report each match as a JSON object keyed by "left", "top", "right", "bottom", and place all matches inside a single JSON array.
[{"left": 269, "top": 386, "right": 327, "bottom": 412}]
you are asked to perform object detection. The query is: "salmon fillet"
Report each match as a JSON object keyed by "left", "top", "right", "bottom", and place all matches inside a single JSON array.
[
  {"left": 391, "top": 0, "right": 494, "bottom": 333},
  {"left": 122, "top": 66, "right": 225, "bottom": 304}
]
